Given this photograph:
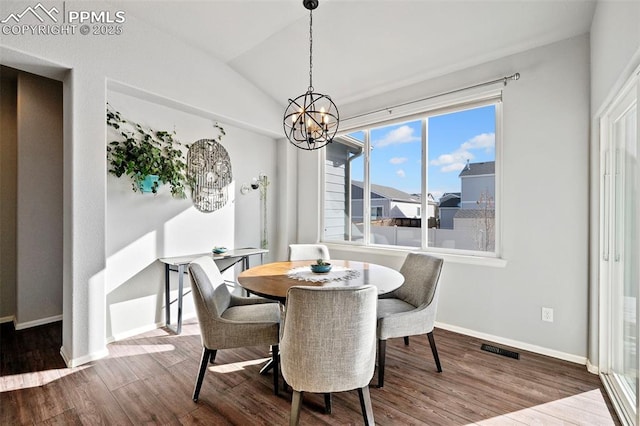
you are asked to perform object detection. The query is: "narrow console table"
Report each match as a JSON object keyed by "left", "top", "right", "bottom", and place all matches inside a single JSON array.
[{"left": 159, "top": 248, "right": 268, "bottom": 334}]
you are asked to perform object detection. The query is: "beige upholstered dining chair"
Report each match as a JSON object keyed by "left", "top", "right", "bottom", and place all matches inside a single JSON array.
[
  {"left": 376, "top": 252, "right": 444, "bottom": 387},
  {"left": 288, "top": 243, "right": 330, "bottom": 261},
  {"left": 188, "top": 256, "right": 281, "bottom": 402},
  {"left": 280, "top": 285, "right": 378, "bottom": 426}
]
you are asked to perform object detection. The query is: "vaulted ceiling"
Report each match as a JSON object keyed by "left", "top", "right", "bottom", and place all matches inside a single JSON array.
[{"left": 124, "top": 0, "right": 597, "bottom": 107}]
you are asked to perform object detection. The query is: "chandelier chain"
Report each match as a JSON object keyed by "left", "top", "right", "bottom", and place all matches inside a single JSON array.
[
  {"left": 283, "top": 0, "right": 339, "bottom": 151},
  {"left": 308, "top": 9, "right": 313, "bottom": 92}
]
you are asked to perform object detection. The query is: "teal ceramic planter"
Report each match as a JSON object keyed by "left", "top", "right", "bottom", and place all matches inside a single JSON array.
[
  {"left": 310, "top": 263, "right": 332, "bottom": 273},
  {"left": 139, "top": 174, "right": 160, "bottom": 193}
]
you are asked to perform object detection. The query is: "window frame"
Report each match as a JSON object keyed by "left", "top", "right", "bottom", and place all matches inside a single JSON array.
[{"left": 320, "top": 89, "right": 503, "bottom": 260}]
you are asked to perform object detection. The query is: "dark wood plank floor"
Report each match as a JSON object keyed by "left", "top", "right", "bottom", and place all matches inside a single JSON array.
[{"left": 1, "top": 320, "right": 619, "bottom": 425}]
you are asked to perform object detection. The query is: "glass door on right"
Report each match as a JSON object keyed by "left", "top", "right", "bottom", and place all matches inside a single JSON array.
[{"left": 601, "top": 78, "right": 639, "bottom": 425}]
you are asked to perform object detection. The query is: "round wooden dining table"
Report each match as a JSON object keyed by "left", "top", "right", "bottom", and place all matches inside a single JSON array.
[{"left": 237, "top": 259, "right": 404, "bottom": 302}]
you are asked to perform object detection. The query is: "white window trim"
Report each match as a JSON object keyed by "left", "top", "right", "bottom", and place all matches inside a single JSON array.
[
  {"left": 597, "top": 66, "right": 639, "bottom": 426},
  {"left": 321, "top": 89, "right": 504, "bottom": 263},
  {"left": 322, "top": 241, "right": 507, "bottom": 268}
]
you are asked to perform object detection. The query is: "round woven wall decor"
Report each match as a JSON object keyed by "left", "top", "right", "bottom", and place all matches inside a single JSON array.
[{"left": 186, "top": 139, "right": 232, "bottom": 213}]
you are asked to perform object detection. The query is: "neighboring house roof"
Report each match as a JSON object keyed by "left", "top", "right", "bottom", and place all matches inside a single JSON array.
[
  {"left": 439, "top": 192, "right": 460, "bottom": 200},
  {"left": 352, "top": 181, "right": 420, "bottom": 203},
  {"left": 439, "top": 199, "right": 460, "bottom": 208},
  {"left": 454, "top": 209, "right": 495, "bottom": 219},
  {"left": 459, "top": 161, "right": 495, "bottom": 177},
  {"left": 438, "top": 192, "right": 460, "bottom": 208},
  {"left": 415, "top": 193, "right": 437, "bottom": 204}
]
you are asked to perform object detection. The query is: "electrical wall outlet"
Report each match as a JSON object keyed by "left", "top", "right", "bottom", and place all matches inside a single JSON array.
[{"left": 542, "top": 307, "right": 554, "bottom": 322}]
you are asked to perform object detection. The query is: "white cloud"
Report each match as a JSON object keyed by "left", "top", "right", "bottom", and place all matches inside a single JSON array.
[
  {"left": 441, "top": 163, "right": 466, "bottom": 173},
  {"left": 374, "top": 125, "right": 420, "bottom": 147},
  {"left": 389, "top": 157, "right": 408, "bottom": 165},
  {"left": 430, "top": 132, "right": 494, "bottom": 172},
  {"left": 461, "top": 133, "right": 495, "bottom": 152},
  {"left": 430, "top": 152, "right": 474, "bottom": 167},
  {"left": 396, "top": 169, "right": 406, "bottom": 178}
]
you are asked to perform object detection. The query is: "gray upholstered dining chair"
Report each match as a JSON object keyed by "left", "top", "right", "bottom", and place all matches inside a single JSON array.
[
  {"left": 288, "top": 243, "right": 330, "bottom": 261},
  {"left": 280, "top": 285, "right": 378, "bottom": 426},
  {"left": 376, "top": 252, "right": 444, "bottom": 388},
  {"left": 188, "top": 256, "right": 281, "bottom": 402}
]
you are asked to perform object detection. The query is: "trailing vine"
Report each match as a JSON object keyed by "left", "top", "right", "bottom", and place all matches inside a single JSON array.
[{"left": 106, "top": 104, "right": 187, "bottom": 198}]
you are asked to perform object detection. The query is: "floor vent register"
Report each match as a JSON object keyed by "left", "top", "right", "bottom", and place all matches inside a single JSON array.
[{"left": 480, "top": 343, "right": 520, "bottom": 360}]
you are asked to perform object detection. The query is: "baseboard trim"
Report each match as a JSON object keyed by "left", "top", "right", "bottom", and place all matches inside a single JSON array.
[
  {"left": 68, "top": 314, "right": 198, "bottom": 365},
  {"left": 586, "top": 359, "right": 599, "bottom": 374},
  {"left": 0, "top": 315, "right": 15, "bottom": 324},
  {"left": 105, "top": 313, "right": 197, "bottom": 343},
  {"left": 15, "top": 314, "right": 62, "bottom": 330},
  {"left": 106, "top": 321, "right": 165, "bottom": 344},
  {"left": 60, "top": 345, "right": 109, "bottom": 368},
  {"left": 435, "top": 321, "right": 587, "bottom": 366}
]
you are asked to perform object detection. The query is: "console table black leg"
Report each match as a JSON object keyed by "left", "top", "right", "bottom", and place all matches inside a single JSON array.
[
  {"left": 177, "top": 264, "right": 184, "bottom": 334},
  {"left": 165, "top": 264, "right": 170, "bottom": 327}
]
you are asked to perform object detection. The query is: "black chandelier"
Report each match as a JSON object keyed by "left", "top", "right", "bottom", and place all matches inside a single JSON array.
[{"left": 283, "top": 0, "right": 339, "bottom": 151}]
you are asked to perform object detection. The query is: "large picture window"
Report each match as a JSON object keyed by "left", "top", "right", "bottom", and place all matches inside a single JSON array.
[{"left": 322, "top": 96, "right": 500, "bottom": 256}]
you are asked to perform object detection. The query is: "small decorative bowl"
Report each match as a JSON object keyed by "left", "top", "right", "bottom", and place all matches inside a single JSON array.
[
  {"left": 212, "top": 247, "right": 227, "bottom": 254},
  {"left": 310, "top": 263, "right": 332, "bottom": 273}
]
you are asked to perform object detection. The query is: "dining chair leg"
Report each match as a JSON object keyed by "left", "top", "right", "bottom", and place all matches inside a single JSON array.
[
  {"left": 193, "top": 348, "right": 212, "bottom": 402},
  {"left": 209, "top": 349, "right": 217, "bottom": 364},
  {"left": 377, "top": 339, "right": 386, "bottom": 388},
  {"left": 290, "top": 390, "right": 303, "bottom": 426},
  {"left": 404, "top": 336, "right": 410, "bottom": 345},
  {"left": 427, "top": 332, "right": 442, "bottom": 372},
  {"left": 272, "top": 344, "right": 279, "bottom": 395},
  {"left": 324, "top": 393, "right": 332, "bottom": 414},
  {"left": 358, "top": 386, "right": 375, "bottom": 426}
]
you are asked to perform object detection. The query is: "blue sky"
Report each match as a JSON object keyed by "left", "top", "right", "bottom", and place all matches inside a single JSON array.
[{"left": 350, "top": 104, "right": 496, "bottom": 201}]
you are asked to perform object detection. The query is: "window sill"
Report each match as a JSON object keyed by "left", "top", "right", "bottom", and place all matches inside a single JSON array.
[{"left": 322, "top": 242, "right": 508, "bottom": 268}]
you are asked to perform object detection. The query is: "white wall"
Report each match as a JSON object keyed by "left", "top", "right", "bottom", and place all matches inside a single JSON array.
[
  {"left": 106, "top": 89, "right": 277, "bottom": 340},
  {"left": 274, "top": 140, "right": 300, "bottom": 262},
  {"left": 16, "top": 73, "right": 64, "bottom": 328},
  {"left": 296, "top": 35, "right": 591, "bottom": 360},
  {"left": 589, "top": 0, "right": 640, "bottom": 368},
  {"left": 0, "top": 1, "right": 283, "bottom": 365}
]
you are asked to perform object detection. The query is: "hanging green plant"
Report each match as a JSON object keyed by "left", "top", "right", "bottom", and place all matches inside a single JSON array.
[{"left": 106, "top": 104, "right": 187, "bottom": 198}]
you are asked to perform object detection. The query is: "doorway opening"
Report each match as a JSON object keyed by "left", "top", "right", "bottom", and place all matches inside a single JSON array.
[{"left": 0, "top": 65, "right": 64, "bottom": 353}]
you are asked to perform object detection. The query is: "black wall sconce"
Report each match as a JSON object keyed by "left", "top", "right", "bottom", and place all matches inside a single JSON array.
[
  {"left": 240, "top": 173, "right": 267, "bottom": 195},
  {"left": 240, "top": 173, "right": 269, "bottom": 249}
]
